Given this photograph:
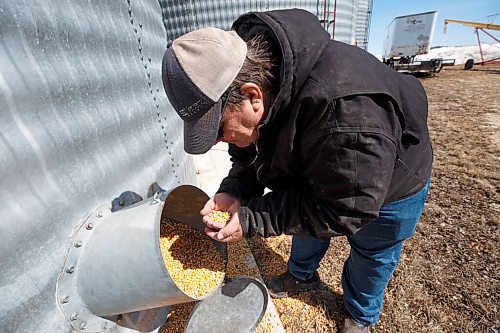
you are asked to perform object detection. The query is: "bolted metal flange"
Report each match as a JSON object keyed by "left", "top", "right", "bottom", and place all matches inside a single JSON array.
[{"left": 56, "top": 203, "right": 116, "bottom": 333}]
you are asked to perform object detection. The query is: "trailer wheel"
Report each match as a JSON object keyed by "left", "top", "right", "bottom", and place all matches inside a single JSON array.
[{"left": 464, "top": 59, "right": 474, "bottom": 70}]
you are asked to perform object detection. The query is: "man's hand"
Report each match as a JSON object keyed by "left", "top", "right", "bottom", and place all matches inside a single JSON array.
[
  {"left": 201, "top": 192, "right": 243, "bottom": 242},
  {"left": 205, "top": 212, "right": 243, "bottom": 242}
]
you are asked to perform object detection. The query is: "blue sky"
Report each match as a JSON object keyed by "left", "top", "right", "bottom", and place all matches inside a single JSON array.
[{"left": 367, "top": 0, "right": 500, "bottom": 56}]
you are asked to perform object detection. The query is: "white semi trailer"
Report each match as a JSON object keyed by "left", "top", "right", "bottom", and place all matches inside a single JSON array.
[{"left": 382, "top": 11, "right": 454, "bottom": 74}]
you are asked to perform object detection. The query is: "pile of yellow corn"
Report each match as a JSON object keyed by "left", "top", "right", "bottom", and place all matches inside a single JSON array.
[
  {"left": 160, "top": 237, "right": 279, "bottom": 333},
  {"left": 207, "top": 210, "right": 231, "bottom": 225},
  {"left": 159, "top": 220, "right": 225, "bottom": 299}
]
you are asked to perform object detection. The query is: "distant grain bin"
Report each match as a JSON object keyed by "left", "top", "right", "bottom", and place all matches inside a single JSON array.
[{"left": 159, "top": 0, "right": 373, "bottom": 49}]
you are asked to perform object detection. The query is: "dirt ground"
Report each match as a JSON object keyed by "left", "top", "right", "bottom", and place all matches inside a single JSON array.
[{"left": 249, "top": 65, "right": 500, "bottom": 332}]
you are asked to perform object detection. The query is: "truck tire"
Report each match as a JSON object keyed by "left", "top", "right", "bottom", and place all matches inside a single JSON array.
[{"left": 464, "top": 59, "right": 474, "bottom": 70}]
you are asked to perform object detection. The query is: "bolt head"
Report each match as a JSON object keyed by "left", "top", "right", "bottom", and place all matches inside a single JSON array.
[
  {"left": 79, "top": 321, "right": 87, "bottom": 330},
  {"left": 70, "top": 312, "right": 78, "bottom": 321},
  {"left": 86, "top": 223, "right": 94, "bottom": 230},
  {"left": 66, "top": 266, "right": 75, "bottom": 274},
  {"left": 61, "top": 295, "right": 70, "bottom": 304},
  {"left": 75, "top": 240, "right": 83, "bottom": 248}
]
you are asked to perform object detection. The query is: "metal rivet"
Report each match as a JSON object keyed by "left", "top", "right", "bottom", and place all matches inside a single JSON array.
[
  {"left": 156, "top": 88, "right": 160, "bottom": 92},
  {"left": 66, "top": 266, "right": 75, "bottom": 274},
  {"left": 134, "top": 28, "right": 137, "bottom": 33},
  {"left": 102, "top": 322, "right": 108, "bottom": 329},
  {"left": 148, "top": 57, "right": 152, "bottom": 62},
  {"left": 139, "top": 23, "right": 143, "bottom": 29},
  {"left": 119, "top": 200, "right": 125, "bottom": 206},
  {"left": 61, "top": 295, "right": 70, "bottom": 304},
  {"left": 155, "top": 104, "right": 159, "bottom": 108},
  {"left": 70, "top": 312, "right": 78, "bottom": 321},
  {"left": 75, "top": 241, "right": 82, "bottom": 248},
  {"left": 96, "top": 211, "right": 102, "bottom": 218},
  {"left": 79, "top": 321, "right": 87, "bottom": 330},
  {"left": 130, "top": 19, "right": 133, "bottom": 24},
  {"left": 86, "top": 223, "right": 94, "bottom": 230}
]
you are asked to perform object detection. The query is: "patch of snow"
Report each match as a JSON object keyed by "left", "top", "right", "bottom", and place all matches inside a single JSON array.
[{"left": 416, "top": 43, "right": 500, "bottom": 65}]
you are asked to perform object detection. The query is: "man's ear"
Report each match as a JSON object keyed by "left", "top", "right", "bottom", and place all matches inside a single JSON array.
[{"left": 240, "top": 82, "right": 263, "bottom": 112}]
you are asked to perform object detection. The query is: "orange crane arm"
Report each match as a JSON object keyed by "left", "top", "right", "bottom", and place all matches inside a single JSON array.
[{"left": 443, "top": 19, "right": 500, "bottom": 33}]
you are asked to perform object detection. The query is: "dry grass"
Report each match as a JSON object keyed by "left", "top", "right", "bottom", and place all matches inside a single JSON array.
[{"left": 249, "top": 65, "right": 500, "bottom": 332}]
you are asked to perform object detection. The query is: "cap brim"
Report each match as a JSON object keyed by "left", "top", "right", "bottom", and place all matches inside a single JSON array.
[{"left": 183, "top": 99, "right": 223, "bottom": 154}]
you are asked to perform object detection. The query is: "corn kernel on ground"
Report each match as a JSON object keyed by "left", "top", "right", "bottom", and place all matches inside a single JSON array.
[
  {"left": 160, "top": 236, "right": 285, "bottom": 333},
  {"left": 226, "top": 240, "right": 261, "bottom": 279},
  {"left": 159, "top": 301, "right": 197, "bottom": 333},
  {"left": 254, "top": 311, "right": 278, "bottom": 333},
  {"left": 159, "top": 220, "right": 225, "bottom": 299}
]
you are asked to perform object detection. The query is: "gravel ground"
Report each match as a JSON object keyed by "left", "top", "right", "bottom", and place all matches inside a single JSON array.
[{"left": 249, "top": 65, "right": 500, "bottom": 333}]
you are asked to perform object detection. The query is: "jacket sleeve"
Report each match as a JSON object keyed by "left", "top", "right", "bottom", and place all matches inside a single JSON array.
[
  {"left": 217, "top": 143, "right": 265, "bottom": 201},
  {"left": 238, "top": 96, "right": 399, "bottom": 239}
]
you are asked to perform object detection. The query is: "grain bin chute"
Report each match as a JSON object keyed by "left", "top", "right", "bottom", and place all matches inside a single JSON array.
[{"left": 56, "top": 185, "right": 227, "bottom": 332}]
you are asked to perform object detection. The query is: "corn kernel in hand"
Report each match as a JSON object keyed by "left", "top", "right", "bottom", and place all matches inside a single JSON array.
[{"left": 208, "top": 210, "right": 231, "bottom": 225}]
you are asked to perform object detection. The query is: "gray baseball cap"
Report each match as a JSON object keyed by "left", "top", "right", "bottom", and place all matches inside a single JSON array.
[{"left": 162, "top": 27, "right": 247, "bottom": 154}]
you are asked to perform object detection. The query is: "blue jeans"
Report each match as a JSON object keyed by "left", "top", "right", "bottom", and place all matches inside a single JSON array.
[{"left": 288, "top": 178, "right": 430, "bottom": 326}]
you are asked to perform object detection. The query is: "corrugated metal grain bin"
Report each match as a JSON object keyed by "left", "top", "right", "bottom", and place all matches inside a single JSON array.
[
  {"left": 0, "top": 0, "right": 195, "bottom": 332},
  {"left": 159, "top": 0, "right": 372, "bottom": 47},
  {"left": 355, "top": 0, "right": 372, "bottom": 49}
]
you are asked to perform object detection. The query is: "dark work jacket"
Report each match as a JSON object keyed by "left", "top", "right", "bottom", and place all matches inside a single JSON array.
[{"left": 217, "top": 9, "right": 433, "bottom": 239}]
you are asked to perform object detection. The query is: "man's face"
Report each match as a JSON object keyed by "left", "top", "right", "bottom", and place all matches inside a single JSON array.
[{"left": 216, "top": 83, "right": 265, "bottom": 148}]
